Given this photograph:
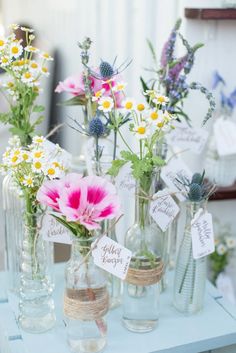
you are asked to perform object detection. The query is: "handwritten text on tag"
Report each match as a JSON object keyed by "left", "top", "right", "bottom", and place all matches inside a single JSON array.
[
  {"left": 191, "top": 212, "right": 214, "bottom": 259},
  {"left": 92, "top": 236, "right": 132, "bottom": 280},
  {"left": 115, "top": 163, "right": 135, "bottom": 194},
  {"left": 41, "top": 213, "right": 72, "bottom": 244},
  {"left": 150, "top": 190, "right": 180, "bottom": 232}
]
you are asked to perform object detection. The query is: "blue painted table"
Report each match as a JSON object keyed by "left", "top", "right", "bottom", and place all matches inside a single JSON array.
[{"left": 1, "top": 265, "right": 236, "bottom": 353}]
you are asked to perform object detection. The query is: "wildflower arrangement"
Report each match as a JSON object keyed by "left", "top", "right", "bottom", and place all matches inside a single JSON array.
[
  {"left": 37, "top": 173, "right": 120, "bottom": 236},
  {"left": 141, "top": 19, "right": 215, "bottom": 125},
  {"left": 211, "top": 70, "right": 236, "bottom": 116},
  {"left": 209, "top": 221, "right": 236, "bottom": 284},
  {"left": 0, "top": 135, "right": 67, "bottom": 216},
  {"left": 108, "top": 89, "right": 175, "bottom": 194},
  {"left": 0, "top": 24, "right": 53, "bottom": 145}
]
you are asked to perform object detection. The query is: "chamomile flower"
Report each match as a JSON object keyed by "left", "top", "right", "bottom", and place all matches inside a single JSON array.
[
  {"left": 32, "top": 150, "right": 44, "bottom": 160},
  {"left": 8, "top": 135, "right": 21, "bottom": 147},
  {"left": 44, "top": 165, "right": 60, "bottom": 179},
  {"left": 153, "top": 94, "right": 169, "bottom": 106},
  {"left": 32, "top": 136, "right": 46, "bottom": 146},
  {"left": 92, "top": 89, "right": 105, "bottom": 102},
  {"left": 22, "top": 175, "right": 34, "bottom": 187},
  {"left": 136, "top": 103, "right": 146, "bottom": 112},
  {"left": 216, "top": 244, "right": 227, "bottom": 256},
  {"left": 40, "top": 52, "right": 53, "bottom": 61},
  {"left": 148, "top": 109, "right": 163, "bottom": 124},
  {"left": 2, "top": 148, "right": 11, "bottom": 164},
  {"left": 21, "top": 71, "right": 34, "bottom": 84},
  {"left": 0, "top": 38, "right": 6, "bottom": 51},
  {"left": 0, "top": 56, "right": 11, "bottom": 67},
  {"left": 133, "top": 122, "right": 150, "bottom": 140},
  {"left": 113, "top": 81, "right": 127, "bottom": 92},
  {"left": 98, "top": 97, "right": 114, "bottom": 113},
  {"left": 9, "top": 42, "right": 23, "bottom": 59},
  {"left": 41, "top": 66, "right": 50, "bottom": 77},
  {"left": 21, "top": 151, "right": 31, "bottom": 162},
  {"left": 123, "top": 98, "right": 135, "bottom": 111},
  {"left": 9, "top": 153, "right": 22, "bottom": 166},
  {"left": 32, "top": 160, "right": 44, "bottom": 173},
  {"left": 29, "top": 60, "right": 39, "bottom": 71},
  {"left": 25, "top": 45, "right": 39, "bottom": 53},
  {"left": 226, "top": 237, "right": 236, "bottom": 249},
  {"left": 143, "top": 90, "right": 156, "bottom": 100}
]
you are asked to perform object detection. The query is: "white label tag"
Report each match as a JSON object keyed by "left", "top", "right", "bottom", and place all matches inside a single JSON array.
[
  {"left": 214, "top": 117, "right": 236, "bottom": 157},
  {"left": 150, "top": 189, "right": 180, "bottom": 232},
  {"left": 216, "top": 272, "right": 236, "bottom": 305},
  {"left": 161, "top": 157, "right": 192, "bottom": 201},
  {"left": 115, "top": 163, "right": 136, "bottom": 194},
  {"left": 41, "top": 213, "right": 72, "bottom": 244},
  {"left": 92, "top": 236, "right": 132, "bottom": 280},
  {"left": 191, "top": 211, "right": 215, "bottom": 259},
  {"left": 166, "top": 123, "right": 208, "bottom": 154}
]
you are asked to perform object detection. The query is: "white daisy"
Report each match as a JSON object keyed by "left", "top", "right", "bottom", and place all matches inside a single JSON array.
[
  {"left": 98, "top": 97, "right": 114, "bottom": 113},
  {"left": 9, "top": 153, "right": 22, "bottom": 166},
  {"left": 32, "top": 160, "right": 44, "bottom": 173},
  {"left": 21, "top": 151, "right": 31, "bottom": 163},
  {"left": 22, "top": 175, "right": 34, "bottom": 187},
  {"left": 153, "top": 94, "right": 169, "bottom": 106},
  {"left": 136, "top": 103, "right": 146, "bottom": 113},
  {"left": 32, "top": 149, "right": 44, "bottom": 160},
  {"left": 0, "top": 38, "right": 6, "bottom": 51},
  {"left": 41, "top": 66, "right": 50, "bottom": 77},
  {"left": 226, "top": 237, "right": 236, "bottom": 249},
  {"left": 113, "top": 81, "right": 127, "bottom": 92},
  {"left": 0, "top": 56, "right": 11, "bottom": 67},
  {"left": 92, "top": 89, "right": 105, "bottom": 102},
  {"left": 216, "top": 244, "right": 227, "bottom": 256},
  {"left": 133, "top": 122, "right": 150, "bottom": 140},
  {"left": 25, "top": 45, "right": 39, "bottom": 53},
  {"left": 21, "top": 71, "right": 34, "bottom": 84},
  {"left": 148, "top": 109, "right": 163, "bottom": 124},
  {"left": 29, "top": 60, "right": 39, "bottom": 71},
  {"left": 44, "top": 164, "right": 61, "bottom": 179},
  {"left": 40, "top": 52, "right": 53, "bottom": 61},
  {"left": 123, "top": 98, "right": 136, "bottom": 111},
  {"left": 9, "top": 42, "right": 23, "bottom": 58},
  {"left": 32, "top": 136, "right": 46, "bottom": 146}
]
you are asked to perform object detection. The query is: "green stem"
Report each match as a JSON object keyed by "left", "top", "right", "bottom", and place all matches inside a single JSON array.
[{"left": 117, "top": 129, "right": 134, "bottom": 154}]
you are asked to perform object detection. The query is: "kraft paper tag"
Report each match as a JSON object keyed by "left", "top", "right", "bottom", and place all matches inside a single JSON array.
[
  {"left": 41, "top": 213, "right": 72, "bottom": 244},
  {"left": 161, "top": 157, "right": 192, "bottom": 202},
  {"left": 150, "top": 189, "right": 180, "bottom": 232},
  {"left": 92, "top": 236, "right": 132, "bottom": 280},
  {"left": 191, "top": 211, "right": 215, "bottom": 259}
]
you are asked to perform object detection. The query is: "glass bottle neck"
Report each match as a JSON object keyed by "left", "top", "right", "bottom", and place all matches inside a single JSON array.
[
  {"left": 185, "top": 200, "right": 207, "bottom": 220},
  {"left": 71, "top": 236, "right": 95, "bottom": 260}
]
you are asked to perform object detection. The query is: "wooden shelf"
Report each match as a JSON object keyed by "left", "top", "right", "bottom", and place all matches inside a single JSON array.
[
  {"left": 185, "top": 8, "right": 236, "bottom": 20},
  {"left": 209, "top": 182, "right": 236, "bottom": 201}
]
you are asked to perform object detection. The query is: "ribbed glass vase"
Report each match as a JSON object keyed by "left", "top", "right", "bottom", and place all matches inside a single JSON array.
[
  {"left": 18, "top": 211, "right": 56, "bottom": 333},
  {"left": 173, "top": 201, "right": 207, "bottom": 314},
  {"left": 122, "top": 173, "right": 165, "bottom": 333},
  {"left": 64, "top": 236, "right": 109, "bottom": 353}
]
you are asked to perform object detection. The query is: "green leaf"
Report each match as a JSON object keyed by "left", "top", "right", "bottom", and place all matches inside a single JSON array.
[
  {"left": 32, "top": 115, "right": 44, "bottom": 127},
  {"left": 51, "top": 214, "right": 77, "bottom": 236},
  {"left": 152, "top": 156, "right": 166, "bottom": 167},
  {"left": 9, "top": 127, "right": 25, "bottom": 136},
  {"left": 120, "top": 150, "right": 138, "bottom": 163},
  {"left": 32, "top": 105, "right": 45, "bottom": 113},
  {"left": 0, "top": 112, "right": 11, "bottom": 124},
  {"left": 146, "top": 39, "right": 157, "bottom": 65},
  {"left": 107, "top": 159, "right": 127, "bottom": 177},
  {"left": 140, "top": 77, "right": 150, "bottom": 94},
  {"left": 58, "top": 95, "right": 86, "bottom": 106}
]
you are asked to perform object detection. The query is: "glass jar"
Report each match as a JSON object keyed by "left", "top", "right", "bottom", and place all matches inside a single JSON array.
[
  {"left": 173, "top": 201, "right": 207, "bottom": 314},
  {"left": 18, "top": 211, "right": 56, "bottom": 333},
  {"left": 122, "top": 173, "right": 165, "bottom": 332},
  {"left": 64, "top": 236, "right": 109, "bottom": 353}
]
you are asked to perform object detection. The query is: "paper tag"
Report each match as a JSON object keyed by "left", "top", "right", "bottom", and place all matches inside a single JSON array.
[
  {"left": 150, "top": 189, "right": 180, "bottom": 231},
  {"left": 191, "top": 212, "right": 215, "bottom": 259},
  {"left": 166, "top": 123, "right": 208, "bottom": 154},
  {"left": 41, "top": 213, "right": 72, "bottom": 244},
  {"left": 214, "top": 117, "right": 236, "bottom": 157},
  {"left": 92, "top": 236, "right": 132, "bottom": 280},
  {"left": 161, "top": 157, "right": 192, "bottom": 201},
  {"left": 115, "top": 163, "right": 136, "bottom": 194},
  {"left": 216, "top": 272, "right": 236, "bottom": 305}
]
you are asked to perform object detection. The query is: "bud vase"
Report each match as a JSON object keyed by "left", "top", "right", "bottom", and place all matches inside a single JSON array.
[
  {"left": 173, "top": 201, "right": 207, "bottom": 314},
  {"left": 18, "top": 211, "right": 56, "bottom": 333},
  {"left": 64, "top": 236, "right": 109, "bottom": 353},
  {"left": 122, "top": 175, "right": 165, "bottom": 332}
]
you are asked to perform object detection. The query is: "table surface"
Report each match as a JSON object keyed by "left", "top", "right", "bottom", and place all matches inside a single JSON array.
[{"left": 1, "top": 264, "right": 236, "bottom": 353}]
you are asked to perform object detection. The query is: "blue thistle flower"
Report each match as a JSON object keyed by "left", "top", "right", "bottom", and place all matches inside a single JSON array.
[
  {"left": 191, "top": 173, "right": 202, "bottom": 185},
  {"left": 99, "top": 61, "right": 114, "bottom": 79},
  {"left": 88, "top": 117, "right": 105, "bottom": 138},
  {"left": 188, "top": 183, "right": 202, "bottom": 202}
]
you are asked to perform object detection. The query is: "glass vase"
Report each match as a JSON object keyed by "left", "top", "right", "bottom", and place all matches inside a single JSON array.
[
  {"left": 64, "top": 236, "right": 109, "bottom": 353},
  {"left": 173, "top": 201, "right": 207, "bottom": 314},
  {"left": 18, "top": 211, "right": 56, "bottom": 333},
  {"left": 122, "top": 174, "right": 165, "bottom": 332}
]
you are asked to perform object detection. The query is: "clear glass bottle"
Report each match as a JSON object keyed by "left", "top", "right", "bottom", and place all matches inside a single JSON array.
[
  {"left": 18, "top": 211, "right": 56, "bottom": 333},
  {"left": 64, "top": 236, "right": 109, "bottom": 353},
  {"left": 122, "top": 175, "right": 165, "bottom": 332},
  {"left": 173, "top": 201, "right": 207, "bottom": 314}
]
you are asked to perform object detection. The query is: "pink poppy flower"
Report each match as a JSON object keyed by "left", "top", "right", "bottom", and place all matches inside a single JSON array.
[{"left": 58, "top": 175, "right": 120, "bottom": 230}]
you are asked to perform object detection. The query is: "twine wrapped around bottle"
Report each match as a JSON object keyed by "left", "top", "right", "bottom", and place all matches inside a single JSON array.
[
  {"left": 126, "top": 260, "right": 164, "bottom": 286},
  {"left": 64, "top": 287, "right": 109, "bottom": 321}
]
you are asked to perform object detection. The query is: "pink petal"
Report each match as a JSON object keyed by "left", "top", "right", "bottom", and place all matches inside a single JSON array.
[{"left": 37, "top": 179, "right": 62, "bottom": 211}]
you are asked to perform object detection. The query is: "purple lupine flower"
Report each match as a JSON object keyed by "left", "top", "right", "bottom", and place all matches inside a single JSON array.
[
  {"left": 212, "top": 71, "right": 225, "bottom": 90},
  {"left": 160, "top": 19, "right": 182, "bottom": 67},
  {"left": 169, "top": 54, "right": 188, "bottom": 80}
]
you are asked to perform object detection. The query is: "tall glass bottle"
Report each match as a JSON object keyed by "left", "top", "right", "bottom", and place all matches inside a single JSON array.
[
  {"left": 173, "top": 201, "right": 207, "bottom": 314},
  {"left": 122, "top": 174, "right": 165, "bottom": 332},
  {"left": 64, "top": 236, "right": 109, "bottom": 353},
  {"left": 19, "top": 211, "right": 56, "bottom": 333}
]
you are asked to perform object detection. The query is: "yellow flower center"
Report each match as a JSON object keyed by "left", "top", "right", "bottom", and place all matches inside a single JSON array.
[
  {"left": 95, "top": 90, "right": 102, "bottom": 98},
  {"left": 11, "top": 46, "right": 19, "bottom": 54},
  {"left": 2, "top": 57, "right": 8, "bottom": 63},
  {"left": 125, "top": 102, "right": 133, "bottom": 110},
  {"left": 22, "top": 153, "right": 29, "bottom": 160},
  {"left": 47, "top": 168, "right": 55, "bottom": 175},
  {"left": 117, "top": 84, "right": 124, "bottom": 91},
  {"left": 34, "top": 151, "right": 43, "bottom": 158},
  {"left": 137, "top": 103, "right": 145, "bottom": 112},
  {"left": 26, "top": 178, "right": 33, "bottom": 185},
  {"left": 24, "top": 72, "right": 32, "bottom": 79},
  {"left": 157, "top": 96, "right": 165, "bottom": 103},
  {"left": 7, "top": 82, "right": 14, "bottom": 88},
  {"left": 157, "top": 122, "right": 164, "bottom": 128},
  {"left": 43, "top": 52, "right": 49, "bottom": 58},
  {"left": 102, "top": 101, "right": 111, "bottom": 109},
  {"left": 11, "top": 156, "right": 18, "bottom": 163},
  {"left": 31, "top": 62, "right": 38, "bottom": 69},
  {"left": 34, "top": 161, "right": 42, "bottom": 169},
  {"left": 14, "top": 150, "right": 20, "bottom": 155},
  {"left": 52, "top": 161, "right": 60, "bottom": 168},
  {"left": 150, "top": 111, "right": 158, "bottom": 120},
  {"left": 0, "top": 40, "right": 4, "bottom": 47},
  {"left": 137, "top": 126, "right": 146, "bottom": 135},
  {"left": 35, "top": 138, "right": 43, "bottom": 143},
  {"left": 42, "top": 67, "right": 48, "bottom": 73}
]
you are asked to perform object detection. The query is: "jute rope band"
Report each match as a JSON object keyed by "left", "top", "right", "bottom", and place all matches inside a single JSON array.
[
  {"left": 126, "top": 261, "right": 164, "bottom": 286},
  {"left": 64, "top": 287, "right": 109, "bottom": 321}
]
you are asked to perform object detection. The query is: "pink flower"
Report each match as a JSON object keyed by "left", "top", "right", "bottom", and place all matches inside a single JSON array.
[
  {"left": 59, "top": 175, "right": 120, "bottom": 230},
  {"left": 55, "top": 75, "right": 85, "bottom": 96}
]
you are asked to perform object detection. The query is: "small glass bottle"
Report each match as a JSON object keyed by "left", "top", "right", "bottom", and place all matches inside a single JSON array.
[
  {"left": 122, "top": 175, "right": 165, "bottom": 332},
  {"left": 64, "top": 236, "right": 109, "bottom": 353},
  {"left": 173, "top": 201, "right": 207, "bottom": 314},
  {"left": 18, "top": 211, "right": 56, "bottom": 333}
]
